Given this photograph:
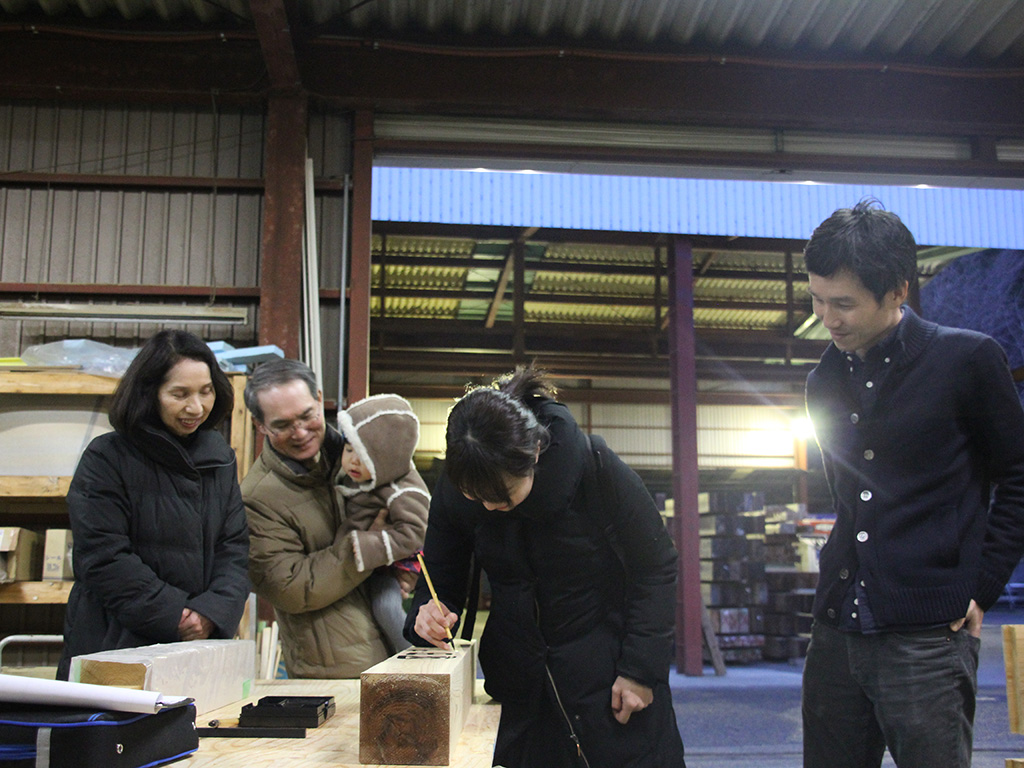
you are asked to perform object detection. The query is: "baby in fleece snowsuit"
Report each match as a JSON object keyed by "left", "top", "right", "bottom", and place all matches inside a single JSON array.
[{"left": 337, "top": 394, "right": 429, "bottom": 653}]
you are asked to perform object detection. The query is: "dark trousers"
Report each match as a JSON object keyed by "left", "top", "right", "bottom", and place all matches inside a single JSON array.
[
  {"left": 367, "top": 569, "right": 411, "bottom": 654},
  {"left": 802, "top": 621, "right": 979, "bottom": 768}
]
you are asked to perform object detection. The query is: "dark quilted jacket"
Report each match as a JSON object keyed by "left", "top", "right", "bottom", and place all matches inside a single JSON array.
[
  {"left": 406, "top": 399, "right": 685, "bottom": 767},
  {"left": 58, "top": 424, "right": 250, "bottom": 678}
]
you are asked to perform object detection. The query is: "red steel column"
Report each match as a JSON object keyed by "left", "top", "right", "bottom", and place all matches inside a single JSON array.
[
  {"left": 259, "top": 94, "right": 307, "bottom": 358},
  {"left": 346, "top": 110, "right": 374, "bottom": 405},
  {"left": 668, "top": 236, "right": 702, "bottom": 675}
]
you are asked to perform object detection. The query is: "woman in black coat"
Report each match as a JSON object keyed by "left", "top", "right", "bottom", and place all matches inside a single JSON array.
[
  {"left": 406, "top": 367, "right": 685, "bottom": 768},
  {"left": 57, "top": 330, "right": 250, "bottom": 679}
]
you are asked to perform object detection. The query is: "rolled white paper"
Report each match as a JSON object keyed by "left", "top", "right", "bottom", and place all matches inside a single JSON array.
[{"left": 0, "top": 673, "right": 191, "bottom": 714}]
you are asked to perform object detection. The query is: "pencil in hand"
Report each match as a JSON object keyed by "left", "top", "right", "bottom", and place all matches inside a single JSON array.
[{"left": 416, "top": 552, "right": 454, "bottom": 647}]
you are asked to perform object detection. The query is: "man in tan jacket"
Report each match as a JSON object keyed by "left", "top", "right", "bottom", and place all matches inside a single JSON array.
[{"left": 240, "top": 358, "right": 398, "bottom": 678}]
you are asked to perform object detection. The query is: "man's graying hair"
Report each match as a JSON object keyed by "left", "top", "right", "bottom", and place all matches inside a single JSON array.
[
  {"left": 804, "top": 198, "right": 918, "bottom": 303},
  {"left": 243, "top": 358, "right": 318, "bottom": 423}
]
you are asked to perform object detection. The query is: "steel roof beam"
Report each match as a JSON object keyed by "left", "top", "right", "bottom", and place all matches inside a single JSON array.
[{"left": 372, "top": 253, "right": 810, "bottom": 281}]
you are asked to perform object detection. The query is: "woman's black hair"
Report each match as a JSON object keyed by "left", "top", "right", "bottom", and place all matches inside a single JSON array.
[
  {"left": 445, "top": 366, "right": 554, "bottom": 505},
  {"left": 108, "top": 329, "right": 232, "bottom": 435}
]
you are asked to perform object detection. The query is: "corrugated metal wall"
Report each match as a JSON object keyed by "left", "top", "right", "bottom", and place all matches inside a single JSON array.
[
  {"left": 0, "top": 104, "right": 353, "bottom": 394},
  {"left": 0, "top": 102, "right": 266, "bottom": 357},
  {"left": 409, "top": 397, "right": 800, "bottom": 470}
]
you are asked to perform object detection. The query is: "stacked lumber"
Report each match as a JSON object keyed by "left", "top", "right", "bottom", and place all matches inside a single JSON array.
[
  {"left": 763, "top": 505, "right": 801, "bottom": 568},
  {"left": 700, "top": 491, "right": 767, "bottom": 664},
  {"left": 762, "top": 570, "right": 817, "bottom": 661}
]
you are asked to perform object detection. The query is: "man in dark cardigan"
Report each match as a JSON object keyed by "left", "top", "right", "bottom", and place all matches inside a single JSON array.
[{"left": 800, "top": 199, "right": 1024, "bottom": 768}]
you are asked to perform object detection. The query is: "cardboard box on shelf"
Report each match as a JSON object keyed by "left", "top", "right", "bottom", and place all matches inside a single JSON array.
[
  {"left": 0, "top": 527, "right": 44, "bottom": 583},
  {"left": 43, "top": 528, "right": 74, "bottom": 581}
]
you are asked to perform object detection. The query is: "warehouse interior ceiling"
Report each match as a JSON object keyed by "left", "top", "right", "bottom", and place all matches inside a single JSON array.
[
  {"left": 360, "top": 219, "right": 979, "bottom": 405},
  {"left": 1, "top": 0, "right": 1022, "bottom": 403},
  {"left": 4, "top": 1, "right": 1024, "bottom": 150}
]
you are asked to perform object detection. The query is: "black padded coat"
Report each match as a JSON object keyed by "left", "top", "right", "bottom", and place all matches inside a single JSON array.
[
  {"left": 405, "top": 399, "right": 686, "bottom": 768},
  {"left": 57, "top": 424, "right": 250, "bottom": 678}
]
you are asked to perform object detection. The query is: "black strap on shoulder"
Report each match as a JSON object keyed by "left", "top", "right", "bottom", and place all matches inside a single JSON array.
[
  {"left": 585, "top": 433, "right": 627, "bottom": 570},
  {"left": 460, "top": 554, "right": 481, "bottom": 641}
]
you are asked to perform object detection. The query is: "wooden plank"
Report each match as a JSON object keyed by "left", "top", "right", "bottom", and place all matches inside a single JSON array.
[
  {"left": 701, "top": 603, "right": 727, "bottom": 676},
  {"left": 0, "top": 370, "right": 118, "bottom": 395},
  {"left": 360, "top": 644, "right": 476, "bottom": 765},
  {"left": 1005, "top": 625, "right": 1024, "bottom": 734},
  {"left": 0, "top": 580, "right": 73, "bottom": 604},
  {"left": 1007, "top": 625, "right": 1019, "bottom": 734},
  {"left": 0, "top": 476, "right": 72, "bottom": 497},
  {"left": 227, "top": 373, "right": 254, "bottom": 481},
  {"left": 0, "top": 365, "right": 80, "bottom": 372}
]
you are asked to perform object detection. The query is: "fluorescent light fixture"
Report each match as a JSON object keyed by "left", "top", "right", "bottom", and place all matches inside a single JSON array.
[
  {"left": 465, "top": 167, "right": 546, "bottom": 174},
  {"left": 0, "top": 302, "right": 248, "bottom": 325}
]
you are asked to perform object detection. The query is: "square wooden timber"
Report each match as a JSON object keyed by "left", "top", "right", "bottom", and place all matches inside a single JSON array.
[
  {"left": 360, "top": 641, "right": 476, "bottom": 765},
  {"left": 1005, "top": 624, "right": 1024, "bottom": 735},
  {"left": 71, "top": 639, "right": 255, "bottom": 715}
]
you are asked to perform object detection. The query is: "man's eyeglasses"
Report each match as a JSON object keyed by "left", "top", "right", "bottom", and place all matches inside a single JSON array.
[{"left": 264, "top": 410, "right": 322, "bottom": 438}]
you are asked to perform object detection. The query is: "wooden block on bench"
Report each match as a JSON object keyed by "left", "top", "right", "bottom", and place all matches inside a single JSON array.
[
  {"left": 70, "top": 639, "right": 255, "bottom": 716},
  {"left": 359, "top": 642, "right": 476, "bottom": 765},
  {"left": 1004, "top": 625, "right": 1024, "bottom": 734}
]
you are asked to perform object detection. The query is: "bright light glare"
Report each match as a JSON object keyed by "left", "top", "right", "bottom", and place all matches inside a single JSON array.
[
  {"left": 790, "top": 417, "right": 816, "bottom": 440},
  {"left": 464, "top": 167, "right": 545, "bottom": 174}
]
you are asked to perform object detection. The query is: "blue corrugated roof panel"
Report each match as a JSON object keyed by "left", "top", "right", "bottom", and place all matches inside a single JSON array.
[{"left": 372, "top": 167, "right": 1024, "bottom": 249}]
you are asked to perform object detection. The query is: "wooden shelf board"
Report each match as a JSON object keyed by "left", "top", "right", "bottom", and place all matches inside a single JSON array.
[
  {"left": 0, "top": 477, "right": 72, "bottom": 497},
  {"left": 0, "top": 580, "right": 72, "bottom": 604},
  {"left": 0, "top": 370, "right": 118, "bottom": 395}
]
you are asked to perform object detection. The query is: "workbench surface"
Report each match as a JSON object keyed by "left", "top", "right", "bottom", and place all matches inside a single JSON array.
[{"left": 182, "top": 678, "right": 500, "bottom": 767}]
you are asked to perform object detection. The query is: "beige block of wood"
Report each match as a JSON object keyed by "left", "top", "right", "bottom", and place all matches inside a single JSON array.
[
  {"left": 71, "top": 639, "right": 255, "bottom": 715},
  {"left": 1006, "top": 760, "right": 1024, "bottom": 767},
  {"left": 360, "top": 641, "right": 476, "bottom": 766},
  {"left": 77, "top": 659, "right": 148, "bottom": 688}
]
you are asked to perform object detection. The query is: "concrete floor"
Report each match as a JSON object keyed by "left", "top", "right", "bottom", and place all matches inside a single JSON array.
[{"left": 670, "top": 605, "right": 1024, "bottom": 768}]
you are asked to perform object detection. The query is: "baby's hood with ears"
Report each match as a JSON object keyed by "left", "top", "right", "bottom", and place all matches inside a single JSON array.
[{"left": 337, "top": 393, "right": 419, "bottom": 490}]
